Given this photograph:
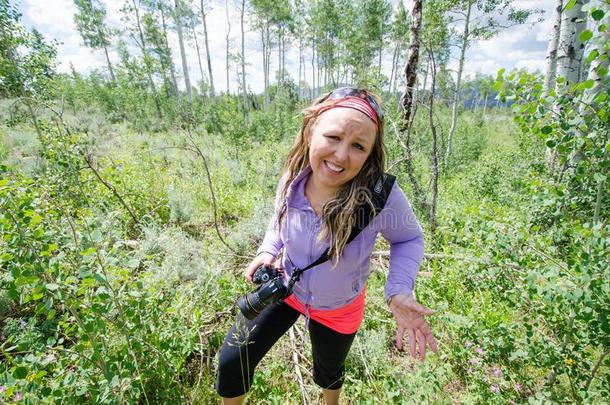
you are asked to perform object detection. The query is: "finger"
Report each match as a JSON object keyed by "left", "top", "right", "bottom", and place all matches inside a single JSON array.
[
  {"left": 416, "top": 329, "right": 426, "bottom": 361},
  {"left": 244, "top": 267, "right": 255, "bottom": 282},
  {"left": 408, "top": 328, "right": 416, "bottom": 358},
  {"left": 395, "top": 325, "right": 404, "bottom": 350},
  {"left": 425, "top": 330, "right": 439, "bottom": 354}
]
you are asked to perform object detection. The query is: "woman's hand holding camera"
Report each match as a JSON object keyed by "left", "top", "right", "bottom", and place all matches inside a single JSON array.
[{"left": 244, "top": 252, "right": 283, "bottom": 283}]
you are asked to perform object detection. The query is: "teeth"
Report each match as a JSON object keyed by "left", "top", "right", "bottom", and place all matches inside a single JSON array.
[{"left": 325, "top": 161, "right": 344, "bottom": 173}]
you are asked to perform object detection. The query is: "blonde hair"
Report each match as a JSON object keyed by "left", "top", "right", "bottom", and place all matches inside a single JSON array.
[{"left": 277, "top": 90, "right": 386, "bottom": 264}]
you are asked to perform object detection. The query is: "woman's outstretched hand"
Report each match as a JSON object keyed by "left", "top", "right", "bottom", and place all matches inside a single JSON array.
[
  {"left": 244, "top": 252, "right": 283, "bottom": 283},
  {"left": 388, "top": 294, "right": 438, "bottom": 361}
]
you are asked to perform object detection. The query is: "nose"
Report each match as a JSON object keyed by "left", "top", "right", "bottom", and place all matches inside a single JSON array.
[{"left": 334, "top": 142, "right": 349, "bottom": 163}]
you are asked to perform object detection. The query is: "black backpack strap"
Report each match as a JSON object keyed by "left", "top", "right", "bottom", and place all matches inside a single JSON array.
[
  {"left": 348, "top": 173, "right": 396, "bottom": 243},
  {"left": 286, "top": 173, "right": 396, "bottom": 291}
]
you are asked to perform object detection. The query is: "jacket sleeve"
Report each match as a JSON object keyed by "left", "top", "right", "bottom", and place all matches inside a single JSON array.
[
  {"left": 255, "top": 174, "right": 287, "bottom": 258},
  {"left": 377, "top": 182, "right": 424, "bottom": 301}
]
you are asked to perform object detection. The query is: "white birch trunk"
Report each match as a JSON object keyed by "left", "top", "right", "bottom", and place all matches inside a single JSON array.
[
  {"left": 556, "top": 0, "right": 588, "bottom": 87},
  {"left": 240, "top": 0, "right": 248, "bottom": 118},
  {"left": 160, "top": 3, "right": 178, "bottom": 99},
  {"left": 200, "top": 1, "right": 215, "bottom": 98},
  {"left": 225, "top": 0, "right": 231, "bottom": 94},
  {"left": 445, "top": 0, "right": 472, "bottom": 168},
  {"left": 174, "top": 0, "right": 192, "bottom": 104},
  {"left": 131, "top": 0, "right": 162, "bottom": 118},
  {"left": 584, "top": 2, "right": 610, "bottom": 101},
  {"left": 193, "top": 28, "right": 208, "bottom": 91},
  {"left": 543, "top": 0, "right": 563, "bottom": 96}
]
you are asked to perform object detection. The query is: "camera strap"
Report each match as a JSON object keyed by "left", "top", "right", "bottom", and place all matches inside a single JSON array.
[{"left": 285, "top": 173, "right": 396, "bottom": 293}]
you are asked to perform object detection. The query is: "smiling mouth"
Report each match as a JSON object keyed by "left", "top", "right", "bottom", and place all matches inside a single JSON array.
[{"left": 325, "top": 160, "right": 345, "bottom": 173}]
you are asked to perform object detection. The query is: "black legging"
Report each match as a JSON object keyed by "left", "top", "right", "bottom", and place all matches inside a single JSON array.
[{"left": 215, "top": 300, "right": 357, "bottom": 398}]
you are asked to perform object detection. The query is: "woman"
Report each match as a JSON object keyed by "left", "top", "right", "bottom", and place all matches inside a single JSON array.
[{"left": 216, "top": 87, "right": 438, "bottom": 405}]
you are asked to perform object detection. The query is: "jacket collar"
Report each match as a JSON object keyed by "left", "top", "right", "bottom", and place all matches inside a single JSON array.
[{"left": 285, "top": 165, "right": 312, "bottom": 210}]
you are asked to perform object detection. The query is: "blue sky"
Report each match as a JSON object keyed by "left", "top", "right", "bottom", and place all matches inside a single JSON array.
[{"left": 16, "top": 0, "right": 555, "bottom": 93}]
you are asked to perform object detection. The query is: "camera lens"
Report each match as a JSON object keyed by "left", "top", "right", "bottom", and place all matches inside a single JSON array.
[{"left": 237, "top": 278, "right": 288, "bottom": 320}]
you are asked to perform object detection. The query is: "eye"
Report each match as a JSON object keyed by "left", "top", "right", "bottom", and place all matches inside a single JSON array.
[
  {"left": 325, "top": 135, "right": 340, "bottom": 141},
  {"left": 353, "top": 143, "right": 365, "bottom": 151}
]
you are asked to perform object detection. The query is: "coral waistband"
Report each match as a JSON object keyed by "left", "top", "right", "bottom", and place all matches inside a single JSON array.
[{"left": 283, "top": 287, "right": 365, "bottom": 334}]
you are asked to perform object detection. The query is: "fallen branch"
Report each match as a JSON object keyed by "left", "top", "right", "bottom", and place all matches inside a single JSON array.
[{"left": 372, "top": 251, "right": 522, "bottom": 270}]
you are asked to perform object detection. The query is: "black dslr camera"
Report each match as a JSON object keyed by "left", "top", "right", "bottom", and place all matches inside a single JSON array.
[{"left": 237, "top": 265, "right": 290, "bottom": 320}]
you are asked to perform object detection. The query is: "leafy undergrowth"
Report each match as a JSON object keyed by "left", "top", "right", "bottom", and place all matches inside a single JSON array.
[{"left": 1, "top": 103, "right": 608, "bottom": 404}]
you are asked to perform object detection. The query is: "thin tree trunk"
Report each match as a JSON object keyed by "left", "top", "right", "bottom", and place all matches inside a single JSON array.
[
  {"left": 131, "top": 0, "right": 162, "bottom": 118},
  {"left": 482, "top": 93, "right": 488, "bottom": 117},
  {"left": 543, "top": 0, "right": 563, "bottom": 97},
  {"left": 584, "top": 5, "right": 610, "bottom": 101},
  {"left": 160, "top": 3, "right": 178, "bottom": 98},
  {"left": 200, "top": 1, "right": 215, "bottom": 98},
  {"left": 445, "top": 0, "right": 472, "bottom": 168},
  {"left": 311, "top": 39, "right": 315, "bottom": 99},
  {"left": 262, "top": 27, "right": 269, "bottom": 109},
  {"left": 593, "top": 145, "right": 608, "bottom": 223},
  {"left": 85, "top": 0, "right": 115, "bottom": 84},
  {"left": 428, "top": 49, "right": 439, "bottom": 235},
  {"left": 277, "top": 30, "right": 282, "bottom": 91},
  {"left": 240, "top": 0, "right": 248, "bottom": 118},
  {"left": 557, "top": 0, "right": 587, "bottom": 87},
  {"left": 298, "top": 35, "right": 303, "bottom": 97},
  {"left": 399, "top": 0, "right": 426, "bottom": 216},
  {"left": 420, "top": 58, "right": 429, "bottom": 105},
  {"left": 102, "top": 45, "right": 116, "bottom": 83},
  {"left": 400, "top": 0, "right": 422, "bottom": 126},
  {"left": 389, "top": 42, "right": 399, "bottom": 93},
  {"left": 378, "top": 24, "right": 383, "bottom": 73},
  {"left": 193, "top": 28, "right": 208, "bottom": 92},
  {"left": 225, "top": 0, "right": 231, "bottom": 94},
  {"left": 174, "top": 0, "right": 192, "bottom": 104}
]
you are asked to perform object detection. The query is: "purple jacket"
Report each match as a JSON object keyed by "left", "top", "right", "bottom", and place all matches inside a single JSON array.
[{"left": 257, "top": 166, "right": 424, "bottom": 310}]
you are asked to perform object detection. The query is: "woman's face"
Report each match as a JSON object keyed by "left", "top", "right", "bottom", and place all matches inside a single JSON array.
[{"left": 306, "top": 107, "right": 377, "bottom": 195}]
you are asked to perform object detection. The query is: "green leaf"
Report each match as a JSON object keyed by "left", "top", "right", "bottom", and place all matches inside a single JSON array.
[
  {"left": 593, "top": 173, "right": 607, "bottom": 182},
  {"left": 15, "top": 276, "right": 38, "bottom": 286},
  {"left": 12, "top": 366, "right": 28, "bottom": 379},
  {"left": 564, "top": 0, "right": 577, "bottom": 11},
  {"left": 546, "top": 139, "right": 557, "bottom": 148},
  {"left": 541, "top": 126, "right": 553, "bottom": 135},
  {"left": 90, "top": 229, "right": 102, "bottom": 243},
  {"left": 126, "top": 258, "right": 140, "bottom": 269},
  {"left": 587, "top": 49, "right": 599, "bottom": 63},
  {"left": 45, "top": 283, "right": 59, "bottom": 291},
  {"left": 579, "top": 29, "right": 593, "bottom": 42},
  {"left": 591, "top": 9, "right": 604, "bottom": 21},
  {"left": 582, "top": 79, "right": 595, "bottom": 89}
]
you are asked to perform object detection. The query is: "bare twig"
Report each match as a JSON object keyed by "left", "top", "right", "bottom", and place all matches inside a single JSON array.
[
  {"left": 83, "top": 153, "right": 139, "bottom": 224},
  {"left": 585, "top": 348, "right": 609, "bottom": 391},
  {"left": 185, "top": 128, "right": 238, "bottom": 254},
  {"left": 289, "top": 327, "right": 310, "bottom": 405}
]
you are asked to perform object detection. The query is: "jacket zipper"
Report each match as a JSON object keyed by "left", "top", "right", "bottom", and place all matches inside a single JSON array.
[{"left": 304, "top": 211, "right": 320, "bottom": 327}]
